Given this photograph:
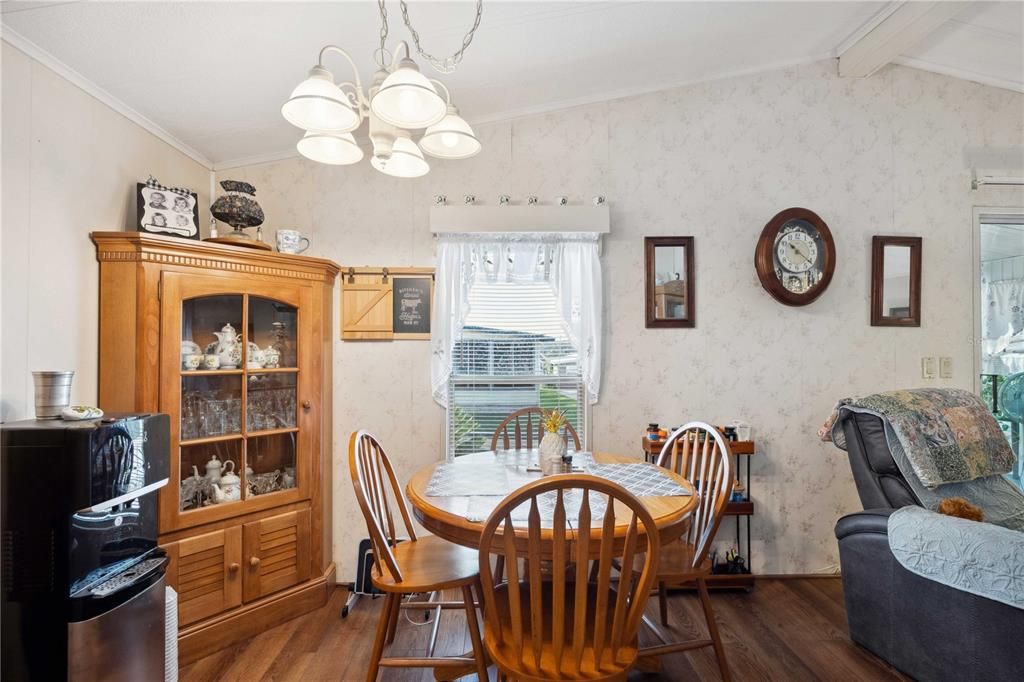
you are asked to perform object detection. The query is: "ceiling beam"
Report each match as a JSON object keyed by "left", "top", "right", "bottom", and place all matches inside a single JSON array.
[{"left": 837, "top": 1, "right": 970, "bottom": 79}]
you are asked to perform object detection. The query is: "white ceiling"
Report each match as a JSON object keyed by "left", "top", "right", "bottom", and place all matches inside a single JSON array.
[{"left": 2, "top": 1, "right": 1021, "bottom": 170}]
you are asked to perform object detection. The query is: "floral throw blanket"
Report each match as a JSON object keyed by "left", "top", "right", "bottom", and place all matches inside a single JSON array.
[{"left": 823, "top": 388, "right": 1015, "bottom": 489}]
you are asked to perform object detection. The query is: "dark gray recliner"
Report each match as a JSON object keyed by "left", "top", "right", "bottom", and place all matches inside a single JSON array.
[{"left": 834, "top": 410, "right": 1023, "bottom": 682}]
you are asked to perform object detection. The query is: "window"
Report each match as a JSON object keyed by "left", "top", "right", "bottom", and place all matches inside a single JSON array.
[{"left": 447, "top": 281, "right": 585, "bottom": 457}]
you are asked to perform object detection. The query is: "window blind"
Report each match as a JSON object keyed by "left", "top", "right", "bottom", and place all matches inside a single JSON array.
[{"left": 447, "top": 281, "right": 586, "bottom": 457}]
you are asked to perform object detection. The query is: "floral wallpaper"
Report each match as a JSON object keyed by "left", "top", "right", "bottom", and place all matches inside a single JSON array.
[{"left": 218, "top": 60, "right": 1024, "bottom": 580}]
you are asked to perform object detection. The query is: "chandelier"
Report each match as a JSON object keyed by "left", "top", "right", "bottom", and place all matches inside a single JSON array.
[{"left": 282, "top": 0, "right": 483, "bottom": 178}]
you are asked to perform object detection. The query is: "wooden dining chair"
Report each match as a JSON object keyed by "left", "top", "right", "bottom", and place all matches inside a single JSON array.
[
  {"left": 348, "top": 431, "right": 488, "bottom": 682},
  {"left": 490, "top": 407, "right": 581, "bottom": 451},
  {"left": 478, "top": 474, "right": 661, "bottom": 681},
  {"left": 638, "top": 421, "right": 734, "bottom": 680}
]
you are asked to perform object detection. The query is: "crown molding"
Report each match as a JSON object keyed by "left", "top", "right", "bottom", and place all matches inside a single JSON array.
[
  {"left": 892, "top": 56, "right": 1023, "bottom": 94},
  {"left": 1, "top": 27, "right": 213, "bottom": 169}
]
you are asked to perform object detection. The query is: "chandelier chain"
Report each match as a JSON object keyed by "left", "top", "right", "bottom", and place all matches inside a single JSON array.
[
  {"left": 376, "top": 0, "right": 390, "bottom": 67},
  {"left": 399, "top": 0, "right": 482, "bottom": 74}
]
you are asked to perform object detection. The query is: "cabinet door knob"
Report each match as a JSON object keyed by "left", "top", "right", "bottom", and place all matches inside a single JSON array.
[
  {"left": 302, "top": 400, "right": 312, "bottom": 410},
  {"left": 228, "top": 562, "right": 240, "bottom": 572},
  {"left": 250, "top": 557, "right": 261, "bottom": 568}
]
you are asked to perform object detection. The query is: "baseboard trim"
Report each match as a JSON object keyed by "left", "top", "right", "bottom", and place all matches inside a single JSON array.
[
  {"left": 757, "top": 573, "right": 842, "bottom": 579},
  {"left": 177, "top": 563, "right": 336, "bottom": 665}
]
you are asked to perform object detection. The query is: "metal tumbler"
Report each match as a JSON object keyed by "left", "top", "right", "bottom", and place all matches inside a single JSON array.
[{"left": 32, "top": 371, "right": 74, "bottom": 419}]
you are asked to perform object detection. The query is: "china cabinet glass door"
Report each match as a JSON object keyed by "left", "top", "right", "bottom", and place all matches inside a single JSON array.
[{"left": 161, "top": 273, "right": 312, "bottom": 527}]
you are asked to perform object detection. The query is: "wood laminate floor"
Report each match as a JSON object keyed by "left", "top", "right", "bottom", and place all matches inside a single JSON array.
[{"left": 180, "top": 578, "right": 910, "bottom": 681}]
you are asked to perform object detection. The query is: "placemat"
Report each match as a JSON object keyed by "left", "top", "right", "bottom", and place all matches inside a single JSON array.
[
  {"left": 585, "top": 463, "right": 691, "bottom": 497},
  {"left": 424, "top": 461, "right": 510, "bottom": 496},
  {"left": 466, "top": 490, "right": 609, "bottom": 525},
  {"left": 424, "top": 451, "right": 596, "bottom": 497}
]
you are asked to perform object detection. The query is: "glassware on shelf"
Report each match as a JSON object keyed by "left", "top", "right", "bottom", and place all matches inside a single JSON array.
[
  {"left": 246, "top": 374, "right": 296, "bottom": 432},
  {"left": 180, "top": 375, "right": 242, "bottom": 441},
  {"left": 246, "top": 432, "right": 297, "bottom": 497}
]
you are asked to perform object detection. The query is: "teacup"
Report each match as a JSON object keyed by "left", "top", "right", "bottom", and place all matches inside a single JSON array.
[
  {"left": 277, "top": 229, "right": 310, "bottom": 254},
  {"left": 203, "top": 354, "right": 221, "bottom": 370},
  {"left": 182, "top": 354, "right": 203, "bottom": 370}
]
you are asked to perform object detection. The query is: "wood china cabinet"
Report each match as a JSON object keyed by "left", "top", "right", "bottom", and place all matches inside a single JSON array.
[{"left": 91, "top": 232, "right": 338, "bottom": 663}]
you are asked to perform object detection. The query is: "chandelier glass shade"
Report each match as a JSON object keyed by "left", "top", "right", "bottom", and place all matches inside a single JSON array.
[
  {"left": 296, "top": 131, "right": 364, "bottom": 165},
  {"left": 369, "top": 57, "right": 447, "bottom": 129},
  {"left": 283, "top": 40, "right": 479, "bottom": 177},
  {"left": 281, "top": 66, "right": 360, "bottom": 133},
  {"left": 371, "top": 134, "right": 430, "bottom": 178},
  {"left": 419, "top": 104, "right": 481, "bottom": 159}
]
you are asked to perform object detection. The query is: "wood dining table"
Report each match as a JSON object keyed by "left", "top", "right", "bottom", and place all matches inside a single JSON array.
[
  {"left": 406, "top": 450, "right": 698, "bottom": 678},
  {"left": 406, "top": 450, "right": 698, "bottom": 556}
]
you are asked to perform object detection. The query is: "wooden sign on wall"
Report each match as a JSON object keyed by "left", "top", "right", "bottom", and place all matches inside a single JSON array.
[{"left": 340, "top": 266, "right": 434, "bottom": 340}]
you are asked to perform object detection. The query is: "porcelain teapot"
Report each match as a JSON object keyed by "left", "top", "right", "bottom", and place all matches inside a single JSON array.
[
  {"left": 220, "top": 460, "right": 240, "bottom": 494},
  {"left": 213, "top": 323, "right": 240, "bottom": 351},
  {"left": 212, "top": 482, "right": 241, "bottom": 504},
  {"left": 214, "top": 464, "right": 241, "bottom": 501},
  {"left": 212, "top": 323, "right": 242, "bottom": 368},
  {"left": 204, "top": 454, "right": 223, "bottom": 484}
]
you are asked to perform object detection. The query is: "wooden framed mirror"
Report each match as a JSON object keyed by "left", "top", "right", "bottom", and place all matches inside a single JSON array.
[
  {"left": 645, "top": 236, "right": 695, "bottom": 328},
  {"left": 871, "top": 236, "right": 921, "bottom": 327}
]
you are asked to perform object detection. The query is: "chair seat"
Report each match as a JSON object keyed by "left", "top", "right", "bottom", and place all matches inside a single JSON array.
[
  {"left": 484, "top": 581, "right": 638, "bottom": 681},
  {"left": 633, "top": 538, "right": 711, "bottom": 583},
  {"left": 370, "top": 535, "right": 480, "bottom": 593}
]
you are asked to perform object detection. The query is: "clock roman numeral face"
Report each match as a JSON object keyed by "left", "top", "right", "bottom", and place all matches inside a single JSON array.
[{"left": 773, "top": 220, "right": 823, "bottom": 293}]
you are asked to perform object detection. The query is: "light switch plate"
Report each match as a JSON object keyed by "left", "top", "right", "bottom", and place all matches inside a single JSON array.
[
  {"left": 921, "top": 357, "right": 937, "bottom": 379},
  {"left": 939, "top": 357, "right": 953, "bottom": 379}
]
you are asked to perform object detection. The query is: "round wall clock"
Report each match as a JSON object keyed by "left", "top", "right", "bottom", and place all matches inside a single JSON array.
[{"left": 754, "top": 207, "right": 835, "bottom": 306}]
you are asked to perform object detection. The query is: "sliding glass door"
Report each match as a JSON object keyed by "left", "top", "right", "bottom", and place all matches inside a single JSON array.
[{"left": 976, "top": 208, "right": 1024, "bottom": 487}]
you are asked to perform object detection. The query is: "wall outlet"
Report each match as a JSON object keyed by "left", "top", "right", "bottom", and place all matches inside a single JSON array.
[
  {"left": 939, "top": 356, "right": 953, "bottom": 379},
  {"left": 921, "top": 357, "right": 937, "bottom": 379}
]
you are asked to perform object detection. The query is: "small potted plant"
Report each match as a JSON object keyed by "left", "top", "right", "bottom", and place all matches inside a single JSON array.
[{"left": 540, "top": 409, "right": 568, "bottom": 475}]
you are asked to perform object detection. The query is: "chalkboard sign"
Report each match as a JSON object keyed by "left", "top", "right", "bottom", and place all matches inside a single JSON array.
[{"left": 392, "top": 277, "right": 432, "bottom": 337}]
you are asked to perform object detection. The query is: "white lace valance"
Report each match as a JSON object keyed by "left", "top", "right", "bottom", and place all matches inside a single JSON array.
[{"left": 430, "top": 232, "right": 603, "bottom": 405}]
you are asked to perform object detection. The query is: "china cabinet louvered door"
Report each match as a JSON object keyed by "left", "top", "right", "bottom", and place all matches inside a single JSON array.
[{"left": 92, "top": 232, "right": 338, "bottom": 664}]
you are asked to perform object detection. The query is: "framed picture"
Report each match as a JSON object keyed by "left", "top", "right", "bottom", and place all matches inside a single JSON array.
[
  {"left": 645, "top": 236, "right": 695, "bottom": 328},
  {"left": 136, "top": 181, "right": 200, "bottom": 240},
  {"left": 871, "top": 235, "right": 921, "bottom": 327},
  {"left": 392, "top": 276, "right": 433, "bottom": 339}
]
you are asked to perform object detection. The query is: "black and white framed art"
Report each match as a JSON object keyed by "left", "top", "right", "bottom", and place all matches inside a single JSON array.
[{"left": 136, "top": 179, "right": 200, "bottom": 240}]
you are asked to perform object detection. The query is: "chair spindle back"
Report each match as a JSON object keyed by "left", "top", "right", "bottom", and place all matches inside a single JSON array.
[
  {"left": 478, "top": 474, "right": 660, "bottom": 677},
  {"left": 656, "top": 421, "right": 734, "bottom": 568},
  {"left": 490, "top": 407, "right": 582, "bottom": 452},
  {"left": 348, "top": 430, "right": 417, "bottom": 584}
]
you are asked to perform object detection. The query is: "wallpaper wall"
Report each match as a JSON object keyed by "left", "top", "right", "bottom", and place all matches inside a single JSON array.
[
  {"left": 1, "top": 41, "right": 211, "bottom": 421},
  {"left": 221, "top": 60, "right": 1023, "bottom": 581}
]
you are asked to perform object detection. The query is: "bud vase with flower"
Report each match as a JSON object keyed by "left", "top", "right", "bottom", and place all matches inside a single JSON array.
[{"left": 539, "top": 409, "right": 568, "bottom": 475}]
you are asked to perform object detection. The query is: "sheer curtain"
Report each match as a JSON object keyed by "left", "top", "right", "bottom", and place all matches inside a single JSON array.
[
  {"left": 981, "top": 279, "right": 1024, "bottom": 375},
  {"left": 430, "top": 232, "right": 603, "bottom": 405}
]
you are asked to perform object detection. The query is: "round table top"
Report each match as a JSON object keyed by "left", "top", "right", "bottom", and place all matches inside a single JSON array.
[{"left": 406, "top": 451, "right": 697, "bottom": 553}]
